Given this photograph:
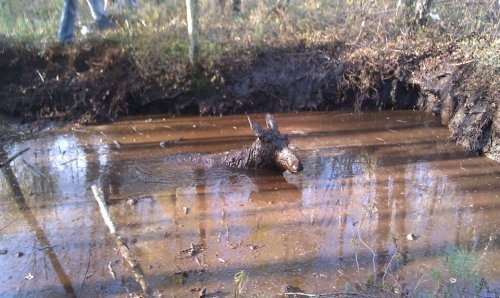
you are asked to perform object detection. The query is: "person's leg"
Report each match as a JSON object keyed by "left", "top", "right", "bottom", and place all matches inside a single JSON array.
[
  {"left": 87, "top": 0, "right": 117, "bottom": 29},
  {"left": 128, "top": 0, "right": 139, "bottom": 10},
  {"left": 86, "top": 0, "right": 107, "bottom": 21},
  {"left": 58, "top": 0, "right": 78, "bottom": 42}
]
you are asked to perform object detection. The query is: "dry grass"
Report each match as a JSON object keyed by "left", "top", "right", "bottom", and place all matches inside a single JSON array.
[{"left": 1, "top": 0, "right": 499, "bottom": 78}]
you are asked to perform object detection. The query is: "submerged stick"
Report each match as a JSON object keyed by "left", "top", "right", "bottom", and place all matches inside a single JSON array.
[
  {"left": 91, "top": 185, "right": 153, "bottom": 297},
  {"left": 22, "top": 159, "right": 45, "bottom": 177},
  {"left": 0, "top": 148, "right": 30, "bottom": 169},
  {"left": 159, "top": 136, "right": 183, "bottom": 147}
]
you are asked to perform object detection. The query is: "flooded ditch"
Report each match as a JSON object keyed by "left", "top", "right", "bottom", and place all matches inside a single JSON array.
[{"left": 1, "top": 111, "right": 500, "bottom": 297}]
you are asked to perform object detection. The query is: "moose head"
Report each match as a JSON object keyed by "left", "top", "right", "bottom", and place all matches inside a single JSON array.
[{"left": 223, "top": 114, "right": 303, "bottom": 174}]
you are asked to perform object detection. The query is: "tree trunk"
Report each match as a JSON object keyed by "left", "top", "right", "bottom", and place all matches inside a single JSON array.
[{"left": 186, "top": 0, "right": 202, "bottom": 73}]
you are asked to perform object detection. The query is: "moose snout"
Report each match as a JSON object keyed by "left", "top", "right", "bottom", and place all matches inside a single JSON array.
[
  {"left": 292, "top": 161, "right": 304, "bottom": 173},
  {"left": 276, "top": 148, "right": 303, "bottom": 173}
]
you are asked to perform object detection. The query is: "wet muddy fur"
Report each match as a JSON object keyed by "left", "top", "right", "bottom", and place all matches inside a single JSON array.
[{"left": 205, "top": 114, "right": 303, "bottom": 173}]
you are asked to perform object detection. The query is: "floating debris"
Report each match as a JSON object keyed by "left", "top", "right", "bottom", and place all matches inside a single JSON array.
[
  {"left": 160, "top": 137, "right": 183, "bottom": 147},
  {"left": 407, "top": 233, "right": 417, "bottom": 241},
  {"left": 178, "top": 243, "right": 205, "bottom": 257},
  {"left": 15, "top": 252, "right": 24, "bottom": 258},
  {"left": 22, "top": 159, "right": 44, "bottom": 177},
  {"left": 113, "top": 140, "right": 122, "bottom": 151},
  {"left": 24, "top": 273, "right": 34, "bottom": 280},
  {"left": 183, "top": 206, "right": 189, "bottom": 214},
  {"left": 127, "top": 198, "right": 138, "bottom": 205},
  {"left": 194, "top": 256, "right": 202, "bottom": 267},
  {"left": 198, "top": 287, "right": 206, "bottom": 298}
]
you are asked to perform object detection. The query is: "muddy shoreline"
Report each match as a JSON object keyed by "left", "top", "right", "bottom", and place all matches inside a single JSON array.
[{"left": 1, "top": 37, "right": 499, "bottom": 162}]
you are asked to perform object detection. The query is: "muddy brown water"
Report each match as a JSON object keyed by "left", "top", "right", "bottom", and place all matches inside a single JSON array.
[{"left": 1, "top": 111, "right": 500, "bottom": 297}]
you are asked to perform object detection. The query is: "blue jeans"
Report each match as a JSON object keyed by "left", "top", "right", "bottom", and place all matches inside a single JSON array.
[{"left": 58, "top": 0, "right": 108, "bottom": 42}]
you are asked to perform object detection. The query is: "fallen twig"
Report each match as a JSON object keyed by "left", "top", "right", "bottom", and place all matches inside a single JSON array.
[
  {"left": 357, "top": 213, "right": 377, "bottom": 281},
  {"left": 0, "top": 198, "right": 30, "bottom": 232},
  {"left": 60, "top": 158, "right": 79, "bottom": 165},
  {"left": 452, "top": 59, "right": 477, "bottom": 67},
  {"left": 80, "top": 249, "right": 91, "bottom": 296},
  {"left": 160, "top": 136, "right": 183, "bottom": 147},
  {"left": 108, "top": 261, "right": 116, "bottom": 280},
  {"left": 0, "top": 148, "right": 30, "bottom": 169},
  {"left": 383, "top": 248, "right": 401, "bottom": 292},
  {"left": 22, "top": 159, "right": 44, "bottom": 177},
  {"left": 91, "top": 185, "right": 153, "bottom": 297},
  {"left": 284, "top": 286, "right": 383, "bottom": 297}
]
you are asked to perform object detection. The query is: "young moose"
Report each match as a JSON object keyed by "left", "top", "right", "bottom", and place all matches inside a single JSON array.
[{"left": 210, "top": 114, "right": 303, "bottom": 173}]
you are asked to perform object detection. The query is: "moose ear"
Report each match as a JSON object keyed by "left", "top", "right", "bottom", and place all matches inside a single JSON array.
[
  {"left": 248, "top": 117, "right": 264, "bottom": 136},
  {"left": 265, "top": 114, "right": 278, "bottom": 130}
]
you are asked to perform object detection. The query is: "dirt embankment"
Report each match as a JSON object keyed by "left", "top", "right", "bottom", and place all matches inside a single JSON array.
[{"left": 1, "top": 37, "right": 499, "bottom": 162}]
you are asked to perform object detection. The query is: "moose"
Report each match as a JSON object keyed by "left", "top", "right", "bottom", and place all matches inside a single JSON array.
[{"left": 203, "top": 114, "right": 304, "bottom": 174}]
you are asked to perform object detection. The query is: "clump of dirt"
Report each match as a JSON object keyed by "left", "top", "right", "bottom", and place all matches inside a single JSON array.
[{"left": 1, "top": 36, "right": 499, "bottom": 162}]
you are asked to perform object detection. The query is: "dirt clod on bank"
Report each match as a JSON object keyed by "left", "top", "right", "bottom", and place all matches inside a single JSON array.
[{"left": 1, "top": 36, "right": 499, "bottom": 162}]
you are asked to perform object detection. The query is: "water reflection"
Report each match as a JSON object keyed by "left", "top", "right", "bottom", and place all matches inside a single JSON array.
[
  {"left": 0, "top": 146, "right": 75, "bottom": 297},
  {"left": 1, "top": 111, "right": 500, "bottom": 297}
]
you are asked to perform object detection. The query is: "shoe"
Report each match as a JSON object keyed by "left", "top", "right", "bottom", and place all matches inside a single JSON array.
[
  {"left": 96, "top": 19, "right": 117, "bottom": 30},
  {"left": 58, "top": 40, "right": 75, "bottom": 45}
]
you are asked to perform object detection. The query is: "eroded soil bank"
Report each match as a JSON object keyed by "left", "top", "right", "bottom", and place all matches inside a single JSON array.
[{"left": 1, "top": 35, "right": 499, "bottom": 162}]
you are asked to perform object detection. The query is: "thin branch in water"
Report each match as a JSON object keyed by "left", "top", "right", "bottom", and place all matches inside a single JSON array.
[
  {"left": 0, "top": 148, "right": 30, "bottom": 169},
  {"left": 80, "top": 248, "right": 91, "bottom": 296},
  {"left": 350, "top": 224, "right": 360, "bottom": 272},
  {"left": 60, "top": 158, "right": 79, "bottom": 165},
  {"left": 284, "top": 286, "right": 384, "bottom": 298},
  {"left": 22, "top": 159, "right": 44, "bottom": 177},
  {"left": 382, "top": 248, "right": 398, "bottom": 287},
  {"left": 0, "top": 195, "right": 31, "bottom": 232},
  {"left": 108, "top": 261, "right": 116, "bottom": 280},
  {"left": 356, "top": 213, "right": 377, "bottom": 280},
  {"left": 91, "top": 185, "right": 153, "bottom": 297},
  {"left": 412, "top": 273, "right": 429, "bottom": 295}
]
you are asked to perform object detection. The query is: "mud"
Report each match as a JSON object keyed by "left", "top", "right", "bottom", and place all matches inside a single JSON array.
[
  {"left": 0, "top": 35, "right": 499, "bottom": 163},
  {"left": 1, "top": 111, "right": 500, "bottom": 297}
]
